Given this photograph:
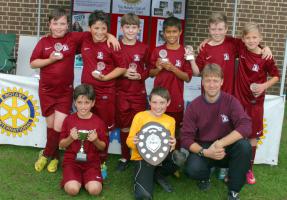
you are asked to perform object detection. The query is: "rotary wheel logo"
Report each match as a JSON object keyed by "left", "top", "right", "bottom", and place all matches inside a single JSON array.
[
  {"left": 257, "top": 118, "right": 268, "bottom": 146},
  {"left": 0, "top": 87, "right": 40, "bottom": 137}
]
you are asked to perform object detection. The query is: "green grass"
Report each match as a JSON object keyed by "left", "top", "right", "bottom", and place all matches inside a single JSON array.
[{"left": 1, "top": 112, "right": 287, "bottom": 200}]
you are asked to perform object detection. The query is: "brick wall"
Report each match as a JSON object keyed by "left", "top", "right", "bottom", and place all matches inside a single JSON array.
[
  {"left": 0, "top": 0, "right": 71, "bottom": 47},
  {"left": 0, "top": 0, "right": 286, "bottom": 94},
  {"left": 185, "top": 0, "right": 287, "bottom": 95}
]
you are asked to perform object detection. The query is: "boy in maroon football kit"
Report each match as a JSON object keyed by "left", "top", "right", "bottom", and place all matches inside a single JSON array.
[
  {"left": 149, "top": 16, "right": 192, "bottom": 137},
  {"left": 192, "top": 12, "right": 272, "bottom": 95},
  {"left": 30, "top": 8, "right": 119, "bottom": 173},
  {"left": 81, "top": 11, "right": 127, "bottom": 161},
  {"left": 191, "top": 12, "right": 271, "bottom": 180},
  {"left": 235, "top": 22, "right": 279, "bottom": 184},
  {"left": 116, "top": 13, "right": 150, "bottom": 171},
  {"left": 59, "top": 84, "right": 108, "bottom": 196}
]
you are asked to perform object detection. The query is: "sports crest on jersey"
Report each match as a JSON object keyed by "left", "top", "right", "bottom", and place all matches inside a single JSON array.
[
  {"left": 223, "top": 53, "right": 230, "bottom": 61},
  {"left": 221, "top": 114, "right": 229, "bottom": 123},
  {"left": 175, "top": 60, "right": 182, "bottom": 67},
  {"left": 63, "top": 44, "right": 69, "bottom": 51},
  {"left": 134, "top": 54, "right": 140, "bottom": 61},
  {"left": 97, "top": 52, "right": 104, "bottom": 60},
  {"left": 252, "top": 64, "right": 259, "bottom": 72}
]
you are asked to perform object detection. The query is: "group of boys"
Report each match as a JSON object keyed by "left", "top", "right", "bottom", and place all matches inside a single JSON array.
[{"left": 30, "top": 7, "right": 279, "bottom": 200}]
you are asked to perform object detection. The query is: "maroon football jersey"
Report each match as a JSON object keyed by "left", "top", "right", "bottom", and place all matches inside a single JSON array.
[
  {"left": 150, "top": 44, "right": 192, "bottom": 112},
  {"left": 81, "top": 35, "right": 127, "bottom": 94},
  {"left": 117, "top": 40, "right": 150, "bottom": 96},
  {"left": 30, "top": 32, "right": 87, "bottom": 93},
  {"left": 235, "top": 40, "right": 279, "bottom": 106},
  {"left": 181, "top": 92, "right": 252, "bottom": 149},
  {"left": 196, "top": 37, "right": 239, "bottom": 94},
  {"left": 60, "top": 113, "right": 108, "bottom": 165}
]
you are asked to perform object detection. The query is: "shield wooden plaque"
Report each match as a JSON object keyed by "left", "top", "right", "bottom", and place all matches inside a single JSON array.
[{"left": 136, "top": 122, "right": 171, "bottom": 166}]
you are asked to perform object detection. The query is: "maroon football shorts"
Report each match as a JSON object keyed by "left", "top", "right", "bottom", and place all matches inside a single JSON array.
[
  {"left": 39, "top": 88, "right": 72, "bottom": 117},
  {"left": 94, "top": 93, "right": 116, "bottom": 131},
  {"left": 116, "top": 94, "right": 146, "bottom": 128},
  {"left": 61, "top": 162, "right": 102, "bottom": 187},
  {"left": 245, "top": 103, "right": 264, "bottom": 138}
]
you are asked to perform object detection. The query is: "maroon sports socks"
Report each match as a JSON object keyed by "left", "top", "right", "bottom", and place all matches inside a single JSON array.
[
  {"left": 120, "top": 130, "right": 130, "bottom": 160},
  {"left": 43, "top": 128, "right": 60, "bottom": 159}
]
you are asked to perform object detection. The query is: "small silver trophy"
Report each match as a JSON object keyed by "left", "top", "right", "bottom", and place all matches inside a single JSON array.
[
  {"left": 250, "top": 83, "right": 259, "bottom": 104},
  {"left": 54, "top": 42, "right": 63, "bottom": 57},
  {"left": 93, "top": 61, "right": 106, "bottom": 75},
  {"left": 76, "top": 130, "right": 89, "bottom": 162},
  {"left": 159, "top": 49, "right": 169, "bottom": 62},
  {"left": 129, "top": 63, "right": 137, "bottom": 72},
  {"left": 185, "top": 45, "right": 194, "bottom": 61}
]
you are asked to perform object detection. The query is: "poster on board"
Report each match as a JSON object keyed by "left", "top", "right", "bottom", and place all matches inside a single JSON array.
[
  {"left": 155, "top": 19, "right": 165, "bottom": 47},
  {"left": 116, "top": 16, "right": 145, "bottom": 42},
  {"left": 112, "top": 0, "right": 151, "bottom": 16},
  {"left": 152, "top": 0, "right": 186, "bottom": 19},
  {"left": 72, "top": 13, "right": 90, "bottom": 32},
  {"left": 73, "top": 0, "right": 111, "bottom": 13}
]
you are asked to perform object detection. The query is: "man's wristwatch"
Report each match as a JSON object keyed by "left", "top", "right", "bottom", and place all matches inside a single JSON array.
[{"left": 198, "top": 148, "right": 205, "bottom": 157}]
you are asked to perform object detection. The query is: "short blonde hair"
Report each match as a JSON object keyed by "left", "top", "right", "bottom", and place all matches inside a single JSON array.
[
  {"left": 201, "top": 63, "right": 223, "bottom": 79},
  {"left": 209, "top": 12, "right": 227, "bottom": 26},
  {"left": 242, "top": 22, "right": 261, "bottom": 37}
]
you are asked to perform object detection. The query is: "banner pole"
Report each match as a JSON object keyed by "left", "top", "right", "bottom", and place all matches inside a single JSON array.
[
  {"left": 232, "top": 0, "right": 238, "bottom": 37},
  {"left": 280, "top": 38, "right": 287, "bottom": 97}
]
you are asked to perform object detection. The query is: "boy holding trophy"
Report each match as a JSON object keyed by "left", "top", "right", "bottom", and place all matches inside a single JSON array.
[
  {"left": 80, "top": 10, "right": 127, "bottom": 162},
  {"left": 59, "top": 84, "right": 108, "bottom": 196},
  {"left": 116, "top": 13, "right": 151, "bottom": 171},
  {"left": 126, "top": 87, "right": 178, "bottom": 200},
  {"left": 30, "top": 7, "right": 119, "bottom": 173},
  {"left": 149, "top": 16, "right": 193, "bottom": 140}
]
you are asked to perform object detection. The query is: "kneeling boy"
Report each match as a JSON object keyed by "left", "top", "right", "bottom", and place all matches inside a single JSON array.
[{"left": 59, "top": 84, "right": 108, "bottom": 196}]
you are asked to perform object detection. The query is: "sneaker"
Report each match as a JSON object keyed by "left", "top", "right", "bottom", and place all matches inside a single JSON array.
[
  {"left": 35, "top": 155, "right": 48, "bottom": 172},
  {"left": 172, "top": 150, "right": 187, "bottom": 168},
  {"left": 197, "top": 179, "right": 211, "bottom": 191},
  {"left": 116, "top": 159, "right": 129, "bottom": 172},
  {"left": 228, "top": 191, "right": 240, "bottom": 200},
  {"left": 155, "top": 173, "right": 173, "bottom": 193},
  {"left": 218, "top": 168, "right": 228, "bottom": 180},
  {"left": 173, "top": 170, "right": 181, "bottom": 178},
  {"left": 246, "top": 170, "right": 256, "bottom": 184},
  {"left": 47, "top": 159, "right": 59, "bottom": 173}
]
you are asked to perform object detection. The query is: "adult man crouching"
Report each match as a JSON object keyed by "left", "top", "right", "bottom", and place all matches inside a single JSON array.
[{"left": 180, "top": 63, "right": 252, "bottom": 200}]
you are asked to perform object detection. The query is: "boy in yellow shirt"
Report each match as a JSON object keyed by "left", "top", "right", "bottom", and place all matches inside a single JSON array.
[{"left": 126, "top": 87, "right": 178, "bottom": 199}]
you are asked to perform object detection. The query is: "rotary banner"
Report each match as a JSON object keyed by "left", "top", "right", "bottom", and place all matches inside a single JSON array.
[
  {"left": 254, "top": 95, "right": 285, "bottom": 165},
  {"left": 0, "top": 73, "right": 46, "bottom": 148},
  {"left": 0, "top": 73, "right": 285, "bottom": 165}
]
